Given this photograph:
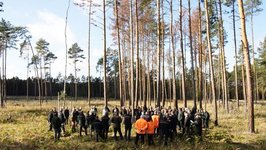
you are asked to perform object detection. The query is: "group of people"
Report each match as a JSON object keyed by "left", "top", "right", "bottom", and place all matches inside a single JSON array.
[{"left": 48, "top": 105, "right": 210, "bottom": 145}]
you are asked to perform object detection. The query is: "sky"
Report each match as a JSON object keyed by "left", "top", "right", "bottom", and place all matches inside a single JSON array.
[{"left": 1, "top": 0, "right": 266, "bottom": 80}]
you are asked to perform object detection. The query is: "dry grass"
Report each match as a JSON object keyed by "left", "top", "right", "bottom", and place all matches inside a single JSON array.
[{"left": 0, "top": 98, "right": 266, "bottom": 150}]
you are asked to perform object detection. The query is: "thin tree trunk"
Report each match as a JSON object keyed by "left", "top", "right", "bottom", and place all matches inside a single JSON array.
[
  {"left": 27, "top": 50, "right": 29, "bottom": 103},
  {"left": 103, "top": 0, "right": 107, "bottom": 107},
  {"left": 64, "top": 0, "right": 71, "bottom": 107},
  {"left": 188, "top": 0, "right": 196, "bottom": 108},
  {"left": 142, "top": 35, "right": 146, "bottom": 107},
  {"left": 0, "top": 70, "right": 3, "bottom": 108},
  {"left": 115, "top": 0, "right": 123, "bottom": 107},
  {"left": 147, "top": 36, "right": 151, "bottom": 107},
  {"left": 170, "top": 0, "right": 177, "bottom": 109},
  {"left": 49, "top": 62, "right": 52, "bottom": 100},
  {"left": 238, "top": 0, "right": 255, "bottom": 133},
  {"left": 74, "top": 61, "right": 77, "bottom": 101},
  {"left": 198, "top": 0, "right": 203, "bottom": 109},
  {"left": 241, "top": 49, "right": 247, "bottom": 112},
  {"left": 129, "top": 0, "right": 134, "bottom": 116},
  {"left": 156, "top": 0, "right": 161, "bottom": 108},
  {"left": 250, "top": 4, "right": 257, "bottom": 103},
  {"left": 218, "top": 0, "right": 229, "bottom": 112},
  {"left": 205, "top": 0, "right": 218, "bottom": 126},
  {"left": 161, "top": 0, "right": 165, "bottom": 107},
  {"left": 180, "top": 0, "right": 186, "bottom": 108},
  {"left": 28, "top": 39, "right": 41, "bottom": 106},
  {"left": 4, "top": 43, "right": 7, "bottom": 105},
  {"left": 87, "top": 0, "right": 92, "bottom": 106},
  {"left": 134, "top": 0, "right": 140, "bottom": 107},
  {"left": 232, "top": 0, "right": 239, "bottom": 108}
]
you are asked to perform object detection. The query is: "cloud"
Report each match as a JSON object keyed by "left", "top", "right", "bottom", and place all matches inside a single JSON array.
[
  {"left": 26, "top": 10, "right": 77, "bottom": 78},
  {"left": 27, "top": 10, "right": 75, "bottom": 45}
]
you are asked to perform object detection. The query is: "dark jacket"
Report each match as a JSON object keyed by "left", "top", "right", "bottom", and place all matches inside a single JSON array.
[
  {"left": 48, "top": 111, "right": 54, "bottom": 123},
  {"left": 64, "top": 109, "right": 70, "bottom": 119},
  {"left": 59, "top": 112, "right": 66, "bottom": 124},
  {"left": 52, "top": 115, "right": 61, "bottom": 129},
  {"left": 78, "top": 113, "right": 86, "bottom": 126},
  {"left": 111, "top": 115, "right": 122, "bottom": 128},
  {"left": 101, "top": 115, "right": 110, "bottom": 129},
  {"left": 123, "top": 114, "right": 132, "bottom": 128},
  {"left": 92, "top": 119, "right": 103, "bottom": 132}
]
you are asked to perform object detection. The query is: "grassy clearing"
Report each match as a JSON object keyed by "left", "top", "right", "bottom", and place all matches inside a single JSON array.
[{"left": 0, "top": 99, "right": 266, "bottom": 150}]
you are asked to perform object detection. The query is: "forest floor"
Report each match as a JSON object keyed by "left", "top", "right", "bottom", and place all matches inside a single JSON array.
[{"left": 0, "top": 98, "right": 266, "bottom": 150}]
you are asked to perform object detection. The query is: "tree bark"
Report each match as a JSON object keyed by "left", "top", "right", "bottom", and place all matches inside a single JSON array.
[
  {"left": 161, "top": 0, "right": 165, "bottom": 107},
  {"left": 115, "top": 0, "right": 123, "bottom": 107},
  {"left": 198, "top": 0, "right": 203, "bottom": 109},
  {"left": 156, "top": 0, "right": 161, "bottom": 108},
  {"left": 87, "top": 0, "right": 92, "bottom": 106},
  {"left": 134, "top": 0, "right": 140, "bottom": 107},
  {"left": 170, "top": 0, "right": 177, "bottom": 109},
  {"left": 238, "top": 0, "right": 255, "bottom": 133},
  {"left": 129, "top": 0, "right": 134, "bottom": 116},
  {"left": 103, "top": 0, "right": 107, "bottom": 107},
  {"left": 188, "top": 0, "right": 196, "bottom": 108},
  {"left": 218, "top": 0, "right": 229, "bottom": 112},
  {"left": 205, "top": 0, "right": 218, "bottom": 126},
  {"left": 180, "top": 0, "right": 186, "bottom": 108},
  {"left": 63, "top": 0, "right": 71, "bottom": 107}
]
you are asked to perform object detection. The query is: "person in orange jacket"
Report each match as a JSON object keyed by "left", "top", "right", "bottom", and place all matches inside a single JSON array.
[
  {"left": 134, "top": 115, "right": 148, "bottom": 145},
  {"left": 152, "top": 111, "right": 160, "bottom": 136},
  {"left": 146, "top": 116, "right": 155, "bottom": 145}
]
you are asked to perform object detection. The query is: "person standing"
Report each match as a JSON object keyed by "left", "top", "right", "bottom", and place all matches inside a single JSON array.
[
  {"left": 64, "top": 107, "right": 70, "bottom": 125},
  {"left": 101, "top": 111, "right": 110, "bottom": 140},
  {"left": 134, "top": 115, "right": 148, "bottom": 145},
  {"left": 78, "top": 111, "right": 87, "bottom": 136},
  {"left": 51, "top": 111, "right": 61, "bottom": 141},
  {"left": 123, "top": 110, "right": 132, "bottom": 141},
  {"left": 110, "top": 112, "right": 123, "bottom": 141},
  {"left": 146, "top": 116, "right": 155, "bottom": 145}
]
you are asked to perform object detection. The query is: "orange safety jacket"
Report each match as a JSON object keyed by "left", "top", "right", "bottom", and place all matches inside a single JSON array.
[
  {"left": 152, "top": 115, "right": 159, "bottom": 128},
  {"left": 135, "top": 118, "right": 148, "bottom": 134},
  {"left": 146, "top": 121, "right": 155, "bottom": 134}
]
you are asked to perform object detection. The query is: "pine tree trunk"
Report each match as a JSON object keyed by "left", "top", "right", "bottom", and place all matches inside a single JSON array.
[
  {"left": 250, "top": 5, "right": 257, "bottom": 103},
  {"left": 218, "top": 0, "right": 229, "bottom": 112},
  {"left": 0, "top": 69, "right": 3, "bottom": 107},
  {"left": 142, "top": 35, "right": 146, "bottom": 107},
  {"left": 205, "top": 0, "right": 218, "bottom": 126},
  {"left": 129, "top": 0, "right": 134, "bottom": 114},
  {"left": 238, "top": 0, "right": 255, "bottom": 133},
  {"left": 87, "top": 0, "right": 92, "bottom": 106},
  {"left": 4, "top": 45, "right": 7, "bottom": 105},
  {"left": 103, "top": 0, "right": 107, "bottom": 107},
  {"left": 156, "top": 0, "right": 161, "bottom": 108},
  {"left": 198, "top": 0, "right": 203, "bottom": 109},
  {"left": 161, "top": 0, "right": 165, "bottom": 107},
  {"left": 241, "top": 51, "right": 247, "bottom": 112},
  {"left": 75, "top": 61, "right": 77, "bottom": 101},
  {"left": 188, "top": 0, "right": 196, "bottom": 108},
  {"left": 170, "top": 0, "right": 177, "bottom": 109},
  {"left": 232, "top": 0, "right": 239, "bottom": 108},
  {"left": 180, "top": 0, "right": 186, "bottom": 108},
  {"left": 64, "top": 0, "right": 71, "bottom": 107},
  {"left": 115, "top": 0, "right": 123, "bottom": 107},
  {"left": 134, "top": 0, "right": 140, "bottom": 107}
]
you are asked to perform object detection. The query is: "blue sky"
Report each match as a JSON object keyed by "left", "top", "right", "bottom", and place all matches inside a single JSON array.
[{"left": 1, "top": 0, "right": 266, "bottom": 79}]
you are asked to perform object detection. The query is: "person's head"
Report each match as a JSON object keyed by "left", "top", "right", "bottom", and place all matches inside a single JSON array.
[{"left": 146, "top": 116, "right": 152, "bottom": 122}]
